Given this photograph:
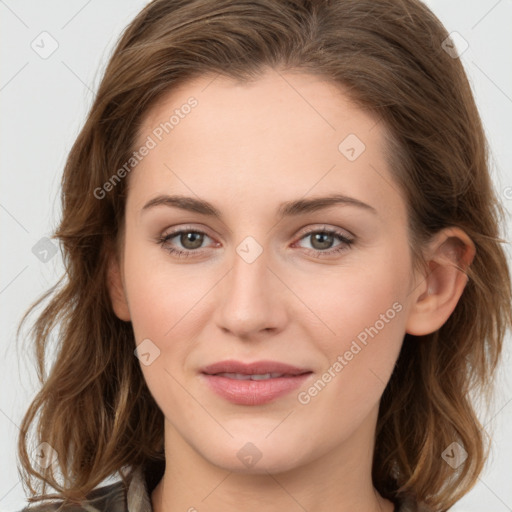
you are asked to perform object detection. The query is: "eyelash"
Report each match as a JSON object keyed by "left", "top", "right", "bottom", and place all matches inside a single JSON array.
[{"left": 156, "top": 226, "right": 354, "bottom": 259}]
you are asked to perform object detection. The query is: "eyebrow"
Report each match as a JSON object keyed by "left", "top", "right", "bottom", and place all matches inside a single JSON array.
[{"left": 141, "top": 193, "right": 377, "bottom": 219}]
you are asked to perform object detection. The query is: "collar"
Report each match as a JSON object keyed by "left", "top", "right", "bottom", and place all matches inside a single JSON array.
[{"left": 126, "top": 459, "right": 165, "bottom": 512}]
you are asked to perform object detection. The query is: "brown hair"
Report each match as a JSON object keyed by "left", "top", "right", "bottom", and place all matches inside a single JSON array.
[{"left": 17, "top": 0, "right": 511, "bottom": 510}]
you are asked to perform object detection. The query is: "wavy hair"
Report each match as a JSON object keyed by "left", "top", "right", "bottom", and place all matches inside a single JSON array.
[{"left": 17, "top": 0, "right": 511, "bottom": 510}]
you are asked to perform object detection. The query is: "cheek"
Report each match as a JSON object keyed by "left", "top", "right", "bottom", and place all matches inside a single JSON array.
[
  {"left": 122, "top": 237, "right": 208, "bottom": 341},
  {"left": 303, "top": 247, "right": 409, "bottom": 347},
  {"left": 300, "top": 246, "right": 410, "bottom": 399},
  {"left": 123, "top": 246, "right": 209, "bottom": 406}
]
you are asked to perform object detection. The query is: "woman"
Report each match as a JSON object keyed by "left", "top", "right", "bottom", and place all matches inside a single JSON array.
[{"left": 17, "top": 0, "right": 511, "bottom": 511}]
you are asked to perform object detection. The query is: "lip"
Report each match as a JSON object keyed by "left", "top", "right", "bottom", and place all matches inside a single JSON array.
[
  {"left": 201, "top": 359, "right": 311, "bottom": 376},
  {"left": 200, "top": 359, "right": 313, "bottom": 406}
]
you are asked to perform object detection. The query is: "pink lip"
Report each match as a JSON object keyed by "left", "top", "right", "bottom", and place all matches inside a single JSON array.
[{"left": 200, "top": 359, "right": 313, "bottom": 406}]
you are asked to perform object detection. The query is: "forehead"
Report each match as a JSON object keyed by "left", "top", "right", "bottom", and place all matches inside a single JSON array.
[
  {"left": 139, "top": 69, "right": 378, "bottom": 146},
  {"left": 129, "top": 69, "right": 406, "bottom": 225}
]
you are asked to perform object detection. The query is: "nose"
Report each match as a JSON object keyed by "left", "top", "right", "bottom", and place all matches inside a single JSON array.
[{"left": 212, "top": 244, "right": 288, "bottom": 340}]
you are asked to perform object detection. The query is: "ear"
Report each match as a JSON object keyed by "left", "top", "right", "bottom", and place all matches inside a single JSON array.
[
  {"left": 405, "top": 227, "right": 475, "bottom": 336},
  {"left": 106, "top": 252, "right": 131, "bottom": 322}
]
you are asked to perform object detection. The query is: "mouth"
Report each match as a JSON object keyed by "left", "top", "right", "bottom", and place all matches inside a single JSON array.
[
  {"left": 212, "top": 372, "right": 301, "bottom": 380},
  {"left": 200, "top": 360, "right": 313, "bottom": 405}
]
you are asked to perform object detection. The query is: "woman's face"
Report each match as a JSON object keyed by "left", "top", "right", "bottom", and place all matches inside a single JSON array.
[{"left": 114, "top": 69, "right": 420, "bottom": 474}]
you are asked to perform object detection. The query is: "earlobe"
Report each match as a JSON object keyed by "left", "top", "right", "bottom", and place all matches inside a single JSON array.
[
  {"left": 405, "top": 228, "right": 475, "bottom": 336},
  {"left": 107, "top": 254, "right": 131, "bottom": 322}
]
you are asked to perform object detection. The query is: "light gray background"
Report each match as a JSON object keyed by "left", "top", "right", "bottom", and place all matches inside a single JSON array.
[{"left": 1, "top": 1, "right": 511, "bottom": 511}]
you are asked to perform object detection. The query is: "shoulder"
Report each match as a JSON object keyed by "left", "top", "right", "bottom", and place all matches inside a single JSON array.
[
  {"left": 18, "top": 480, "right": 128, "bottom": 512},
  {"left": 18, "top": 459, "right": 162, "bottom": 512}
]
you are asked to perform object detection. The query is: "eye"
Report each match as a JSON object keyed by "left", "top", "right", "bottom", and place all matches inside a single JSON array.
[
  {"left": 173, "top": 231, "right": 206, "bottom": 250},
  {"left": 294, "top": 227, "right": 354, "bottom": 257},
  {"left": 157, "top": 228, "right": 215, "bottom": 258},
  {"left": 157, "top": 225, "right": 354, "bottom": 259}
]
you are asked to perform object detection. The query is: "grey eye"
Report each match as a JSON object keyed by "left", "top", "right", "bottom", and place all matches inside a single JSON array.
[
  {"left": 178, "top": 232, "right": 205, "bottom": 250},
  {"left": 308, "top": 232, "right": 336, "bottom": 250}
]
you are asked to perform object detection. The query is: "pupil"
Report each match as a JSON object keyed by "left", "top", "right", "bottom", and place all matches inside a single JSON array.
[
  {"left": 312, "top": 232, "right": 333, "bottom": 250},
  {"left": 181, "top": 232, "right": 203, "bottom": 249}
]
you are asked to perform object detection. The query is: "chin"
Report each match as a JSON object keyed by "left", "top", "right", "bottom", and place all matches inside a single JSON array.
[{"left": 196, "top": 432, "right": 310, "bottom": 475}]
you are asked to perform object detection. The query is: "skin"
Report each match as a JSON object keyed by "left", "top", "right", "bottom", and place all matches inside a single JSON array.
[{"left": 108, "top": 68, "right": 475, "bottom": 512}]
